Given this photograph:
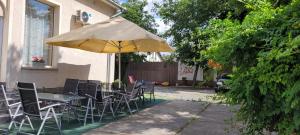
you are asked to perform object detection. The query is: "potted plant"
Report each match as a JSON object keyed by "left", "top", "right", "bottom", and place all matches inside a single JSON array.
[{"left": 31, "top": 56, "right": 45, "bottom": 67}]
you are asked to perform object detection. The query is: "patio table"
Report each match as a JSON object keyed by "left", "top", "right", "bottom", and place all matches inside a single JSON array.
[
  {"left": 38, "top": 93, "right": 85, "bottom": 103},
  {"left": 38, "top": 93, "right": 86, "bottom": 123}
]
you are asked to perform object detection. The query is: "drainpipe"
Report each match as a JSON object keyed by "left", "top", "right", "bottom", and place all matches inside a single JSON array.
[{"left": 109, "top": 1, "right": 126, "bottom": 18}]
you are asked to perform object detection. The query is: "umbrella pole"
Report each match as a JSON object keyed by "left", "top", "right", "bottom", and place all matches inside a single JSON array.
[{"left": 118, "top": 53, "right": 121, "bottom": 88}]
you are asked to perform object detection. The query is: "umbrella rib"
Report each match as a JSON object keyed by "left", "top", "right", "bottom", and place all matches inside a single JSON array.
[
  {"left": 78, "top": 39, "right": 89, "bottom": 47},
  {"left": 107, "top": 41, "right": 120, "bottom": 48},
  {"left": 132, "top": 40, "right": 138, "bottom": 51}
]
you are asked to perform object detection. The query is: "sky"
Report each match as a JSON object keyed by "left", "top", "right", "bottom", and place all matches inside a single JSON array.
[{"left": 118, "top": 0, "right": 170, "bottom": 34}]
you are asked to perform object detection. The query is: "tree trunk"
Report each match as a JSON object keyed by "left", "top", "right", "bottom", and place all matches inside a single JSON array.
[{"left": 192, "top": 64, "right": 200, "bottom": 88}]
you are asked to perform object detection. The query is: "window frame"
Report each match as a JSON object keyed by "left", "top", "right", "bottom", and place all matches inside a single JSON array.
[{"left": 23, "top": 0, "right": 55, "bottom": 67}]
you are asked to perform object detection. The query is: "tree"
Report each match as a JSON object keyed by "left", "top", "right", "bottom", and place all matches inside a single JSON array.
[
  {"left": 155, "top": 0, "right": 246, "bottom": 87},
  {"left": 121, "top": 0, "right": 158, "bottom": 34},
  {"left": 205, "top": 0, "right": 300, "bottom": 134},
  {"left": 114, "top": 0, "right": 158, "bottom": 81}
]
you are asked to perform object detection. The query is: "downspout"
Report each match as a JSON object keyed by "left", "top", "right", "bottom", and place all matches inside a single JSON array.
[{"left": 110, "top": 8, "right": 126, "bottom": 18}]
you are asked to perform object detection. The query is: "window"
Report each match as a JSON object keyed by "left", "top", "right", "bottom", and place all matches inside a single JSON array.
[{"left": 23, "top": 0, "right": 54, "bottom": 66}]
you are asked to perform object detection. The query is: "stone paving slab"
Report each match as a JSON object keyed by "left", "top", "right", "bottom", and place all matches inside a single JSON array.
[
  {"left": 178, "top": 104, "right": 241, "bottom": 135},
  {"left": 84, "top": 100, "right": 208, "bottom": 135}
]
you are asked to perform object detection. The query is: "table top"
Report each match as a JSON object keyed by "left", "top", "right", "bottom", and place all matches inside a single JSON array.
[{"left": 38, "top": 93, "right": 86, "bottom": 103}]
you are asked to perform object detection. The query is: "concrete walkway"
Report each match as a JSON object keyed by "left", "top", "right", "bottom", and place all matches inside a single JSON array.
[
  {"left": 179, "top": 104, "right": 241, "bottom": 135},
  {"left": 84, "top": 87, "right": 241, "bottom": 135}
]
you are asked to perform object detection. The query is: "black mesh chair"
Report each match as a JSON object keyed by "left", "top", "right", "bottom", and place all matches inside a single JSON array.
[
  {"left": 76, "top": 82, "right": 98, "bottom": 126},
  {"left": 62, "top": 79, "right": 79, "bottom": 95},
  {"left": 61, "top": 79, "right": 80, "bottom": 121},
  {"left": 16, "top": 82, "right": 62, "bottom": 135},
  {"left": 95, "top": 85, "right": 116, "bottom": 122},
  {"left": 142, "top": 81, "right": 155, "bottom": 102}
]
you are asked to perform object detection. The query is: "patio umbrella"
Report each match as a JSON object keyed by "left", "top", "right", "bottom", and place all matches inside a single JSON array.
[{"left": 46, "top": 16, "right": 173, "bottom": 88}]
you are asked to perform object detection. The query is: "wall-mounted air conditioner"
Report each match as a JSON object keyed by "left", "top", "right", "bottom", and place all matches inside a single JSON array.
[{"left": 75, "top": 10, "right": 91, "bottom": 25}]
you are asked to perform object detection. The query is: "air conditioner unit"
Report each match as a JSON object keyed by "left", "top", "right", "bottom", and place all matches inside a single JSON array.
[{"left": 75, "top": 10, "right": 91, "bottom": 25}]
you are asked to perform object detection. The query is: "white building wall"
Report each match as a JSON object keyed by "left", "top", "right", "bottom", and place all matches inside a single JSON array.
[{"left": 1, "top": 0, "right": 117, "bottom": 88}]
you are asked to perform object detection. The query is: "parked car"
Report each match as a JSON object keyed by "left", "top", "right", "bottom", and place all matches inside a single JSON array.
[{"left": 215, "top": 73, "right": 232, "bottom": 93}]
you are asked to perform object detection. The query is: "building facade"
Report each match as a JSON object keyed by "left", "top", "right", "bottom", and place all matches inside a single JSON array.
[{"left": 0, "top": 0, "right": 120, "bottom": 88}]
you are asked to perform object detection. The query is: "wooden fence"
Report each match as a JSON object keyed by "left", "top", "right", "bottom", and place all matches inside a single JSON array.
[{"left": 125, "top": 62, "right": 178, "bottom": 85}]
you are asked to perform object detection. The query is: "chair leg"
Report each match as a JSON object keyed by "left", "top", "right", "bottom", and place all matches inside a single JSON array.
[
  {"left": 66, "top": 104, "right": 71, "bottom": 122},
  {"left": 51, "top": 108, "right": 62, "bottom": 135},
  {"left": 124, "top": 97, "right": 132, "bottom": 115},
  {"left": 100, "top": 101, "right": 108, "bottom": 122},
  {"left": 134, "top": 101, "right": 139, "bottom": 111},
  {"left": 97, "top": 108, "right": 101, "bottom": 120},
  {"left": 115, "top": 96, "right": 123, "bottom": 113},
  {"left": 109, "top": 99, "right": 115, "bottom": 118},
  {"left": 26, "top": 116, "right": 34, "bottom": 130},
  {"left": 90, "top": 100, "right": 94, "bottom": 123},
  {"left": 8, "top": 119, "right": 15, "bottom": 130},
  {"left": 84, "top": 99, "right": 91, "bottom": 126},
  {"left": 18, "top": 118, "right": 25, "bottom": 132},
  {"left": 37, "top": 109, "right": 51, "bottom": 135},
  {"left": 8, "top": 104, "right": 21, "bottom": 130}
]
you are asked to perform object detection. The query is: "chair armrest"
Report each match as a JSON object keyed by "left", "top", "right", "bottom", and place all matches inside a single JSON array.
[
  {"left": 68, "top": 92, "right": 76, "bottom": 95},
  {"left": 103, "top": 95, "right": 113, "bottom": 100},
  {"left": 8, "top": 102, "right": 21, "bottom": 107},
  {"left": 40, "top": 103, "right": 61, "bottom": 111},
  {"left": 85, "top": 94, "right": 97, "bottom": 100}
]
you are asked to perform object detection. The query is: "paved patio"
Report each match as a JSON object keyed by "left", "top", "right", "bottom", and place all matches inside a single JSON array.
[{"left": 84, "top": 87, "right": 241, "bottom": 135}]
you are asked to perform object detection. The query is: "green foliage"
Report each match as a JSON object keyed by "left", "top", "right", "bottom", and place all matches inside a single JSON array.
[
  {"left": 121, "top": 0, "right": 158, "bottom": 34},
  {"left": 206, "top": 0, "right": 300, "bottom": 134},
  {"left": 161, "top": 54, "right": 176, "bottom": 63},
  {"left": 155, "top": 0, "right": 232, "bottom": 68},
  {"left": 120, "top": 0, "right": 158, "bottom": 63},
  {"left": 156, "top": 0, "right": 249, "bottom": 87}
]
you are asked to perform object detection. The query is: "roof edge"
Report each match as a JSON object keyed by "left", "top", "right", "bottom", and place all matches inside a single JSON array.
[{"left": 104, "top": 0, "right": 126, "bottom": 11}]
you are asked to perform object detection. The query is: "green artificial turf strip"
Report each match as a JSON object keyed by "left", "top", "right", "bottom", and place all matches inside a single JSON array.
[{"left": 2, "top": 98, "right": 165, "bottom": 135}]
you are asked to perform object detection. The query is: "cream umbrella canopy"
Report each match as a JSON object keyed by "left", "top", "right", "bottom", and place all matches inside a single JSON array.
[{"left": 46, "top": 16, "right": 173, "bottom": 87}]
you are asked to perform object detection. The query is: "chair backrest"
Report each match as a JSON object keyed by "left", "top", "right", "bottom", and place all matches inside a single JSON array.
[
  {"left": 63, "top": 78, "right": 79, "bottom": 94},
  {"left": 0, "top": 82, "right": 6, "bottom": 91},
  {"left": 144, "top": 81, "right": 155, "bottom": 92},
  {"left": 86, "top": 83, "right": 97, "bottom": 99},
  {"left": 17, "top": 82, "right": 41, "bottom": 117},
  {"left": 0, "top": 85, "right": 9, "bottom": 107},
  {"left": 87, "top": 80, "right": 103, "bottom": 102},
  {"left": 130, "top": 81, "right": 142, "bottom": 98},
  {"left": 78, "top": 80, "right": 88, "bottom": 97},
  {"left": 78, "top": 82, "right": 97, "bottom": 105}
]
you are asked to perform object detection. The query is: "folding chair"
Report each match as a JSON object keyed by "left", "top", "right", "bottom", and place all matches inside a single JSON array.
[
  {"left": 0, "top": 85, "right": 33, "bottom": 130},
  {"left": 62, "top": 78, "right": 79, "bottom": 95},
  {"left": 95, "top": 90, "right": 115, "bottom": 122},
  {"left": 61, "top": 79, "right": 80, "bottom": 121},
  {"left": 16, "top": 82, "right": 62, "bottom": 135},
  {"left": 76, "top": 82, "right": 98, "bottom": 126},
  {"left": 115, "top": 81, "right": 142, "bottom": 114},
  {"left": 142, "top": 81, "right": 155, "bottom": 102}
]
